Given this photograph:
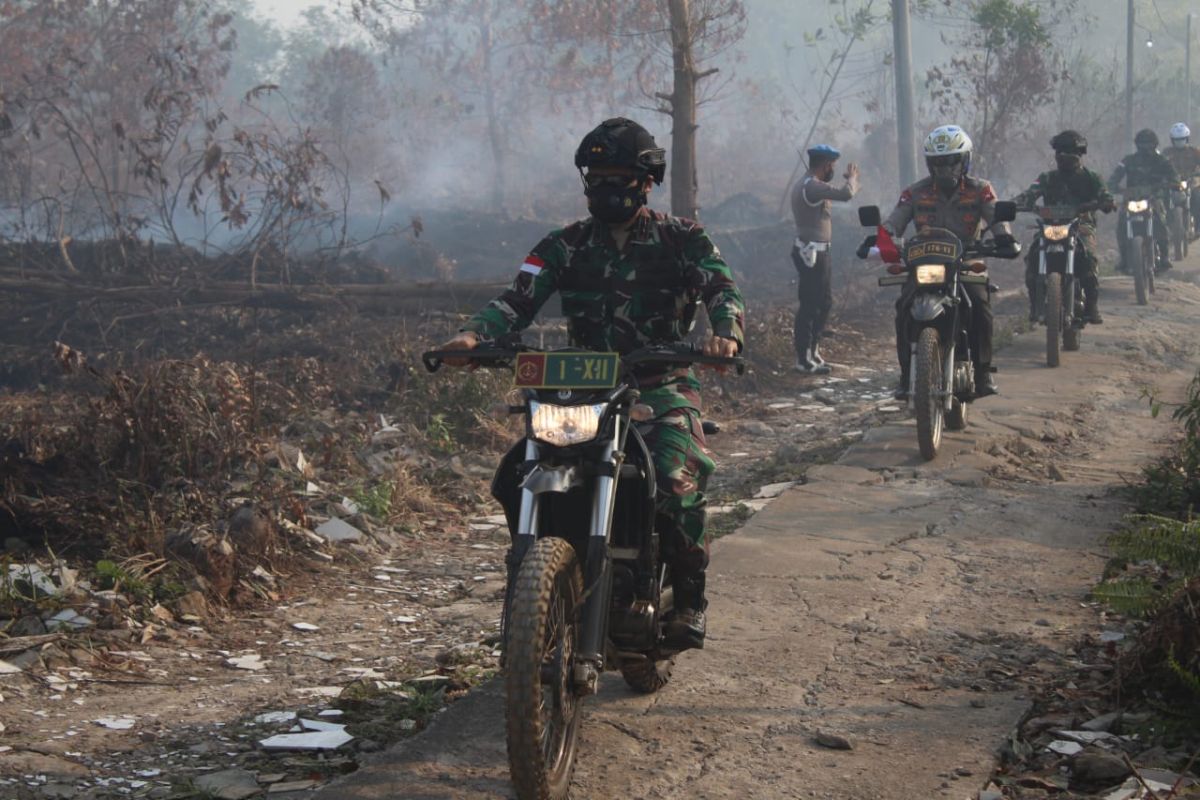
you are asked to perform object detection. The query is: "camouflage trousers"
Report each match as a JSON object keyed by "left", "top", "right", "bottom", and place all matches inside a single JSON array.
[{"left": 636, "top": 407, "right": 716, "bottom": 578}]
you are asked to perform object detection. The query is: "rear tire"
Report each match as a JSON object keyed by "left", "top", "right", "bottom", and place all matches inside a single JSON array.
[
  {"left": 1063, "top": 324, "right": 1080, "bottom": 351},
  {"left": 1045, "top": 272, "right": 1062, "bottom": 368},
  {"left": 1173, "top": 207, "right": 1186, "bottom": 261},
  {"left": 506, "top": 537, "right": 584, "bottom": 800},
  {"left": 1132, "top": 235, "right": 1147, "bottom": 305},
  {"left": 620, "top": 658, "right": 673, "bottom": 694},
  {"left": 914, "top": 327, "right": 944, "bottom": 461},
  {"left": 946, "top": 396, "right": 968, "bottom": 431}
]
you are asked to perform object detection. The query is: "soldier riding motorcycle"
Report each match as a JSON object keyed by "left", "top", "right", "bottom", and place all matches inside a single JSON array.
[
  {"left": 1110, "top": 127, "right": 1178, "bottom": 276},
  {"left": 1011, "top": 129, "right": 1115, "bottom": 366}
]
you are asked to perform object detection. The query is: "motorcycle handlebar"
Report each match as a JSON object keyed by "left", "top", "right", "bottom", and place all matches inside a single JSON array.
[{"left": 421, "top": 342, "right": 746, "bottom": 376}]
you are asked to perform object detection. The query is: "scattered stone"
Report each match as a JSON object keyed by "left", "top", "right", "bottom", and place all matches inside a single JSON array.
[
  {"left": 753, "top": 481, "right": 796, "bottom": 499},
  {"left": 254, "top": 711, "right": 297, "bottom": 725},
  {"left": 1071, "top": 751, "right": 1131, "bottom": 786},
  {"left": 226, "top": 653, "right": 268, "bottom": 671},
  {"left": 1102, "top": 777, "right": 1175, "bottom": 800},
  {"left": 1081, "top": 711, "right": 1122, "bottom": 732},
  {"left": 314, "top": 518, "right": 363, "bottom": 543},
  {"left": 1098, "top": 631, "right": 1125, "bottom": 643},
  {"left": 0, "top": 658, "right": 22, "bottom": 674},
  {"left": 259, "top": 728, "right": 354, "bottom": 751},
  {"left": 813, "top": 730, "right": 853, "bottom": 750},
  {"left": 268, "top": 780, "right": 320, "bottom": 793},
  {"left": 1048, "top": 740, "right": 1084, "bottom": 756},
  {"left": 94, "top": 716, "right": 136, "bottom": 730},
  {"left": 1048, "top": 464, "right": 1067, "bottom": 482},
  {"left": 738, "top": 420, "right": 774, "bottom": 438},
  {"left": 291, "top": 622, "right": 320, "bottom": 632},
  {"left": 195, "top": 767, "right": 263, "bottom": 800},
  {"left": 1052, "top": 729, "right": 1118, "bottom": 745}
]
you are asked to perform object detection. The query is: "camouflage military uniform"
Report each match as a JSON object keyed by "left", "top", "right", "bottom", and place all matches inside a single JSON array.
[
  {"left": 1109, "top": 151, "right": 1177, "bottom": 267},
  {"left": 1013, "top": 168, "right": 1113, "bottom": 308},
  {"left": 464, "top": 207, "right": 745, "bottom": 576},
  {"left": 883, "top": 176, "right": 1010, "bottom": 382}
]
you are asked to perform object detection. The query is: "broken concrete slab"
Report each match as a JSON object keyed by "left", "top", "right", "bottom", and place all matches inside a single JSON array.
[
  {"left": 314, "top": 518, "right": 363, "bottom": 543},
  {"left": 259, "top": 729, "right": 354, "bottom": 751}
]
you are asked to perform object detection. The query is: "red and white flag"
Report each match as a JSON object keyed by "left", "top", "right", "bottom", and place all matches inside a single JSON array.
[
  {"left": 876, "top": 226, "right": 900, "bottom": 264},
  {"left": 520, "top": 255, "right": 545, "bottom": 276}
]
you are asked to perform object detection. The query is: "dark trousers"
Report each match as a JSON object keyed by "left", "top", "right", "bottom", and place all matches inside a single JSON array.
[
  {"left": 792, "top": 246, "right": 832, "bottom": 360},
  {"left": 895, "top": 280, "right": 993, "bottom": 379}
]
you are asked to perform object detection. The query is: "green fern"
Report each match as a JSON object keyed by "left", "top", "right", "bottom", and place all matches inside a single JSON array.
[
  {"left": 1109, "top": 515, "right": 1200, "bottom": 574},
  {"left": 1090, "top": 577, "right": 1174, "bottom": 618},
  {"left": 1166, "top": 645, "right": 1200, "bottom": 699}
]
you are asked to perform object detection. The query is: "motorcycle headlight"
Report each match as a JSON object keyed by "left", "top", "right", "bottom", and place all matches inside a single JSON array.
[
  {"left": 914, "top": 264, "right": 946, "bottom": 284},
  {"left": 1181, "top": 181, "right": 1189, "bottom": 191},
  {"left": 1127, "top": 199, "right": 1149, "bottom": 213},
  {"left": 529, "top": 402, "right": 605, "bottom": 446},
  {"left": 1042, "top": 224, "right": 1071, "bottom": 241}
]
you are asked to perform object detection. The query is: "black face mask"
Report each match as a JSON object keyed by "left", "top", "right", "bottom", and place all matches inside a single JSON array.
[
  {"left": 585, "top": 181, "right": 646, "bottom": 223},
  {"left": 1055, "top": 153, "right": 1082, "bottom": 173}
]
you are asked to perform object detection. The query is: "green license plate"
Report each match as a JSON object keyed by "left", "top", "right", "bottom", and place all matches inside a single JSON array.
[{"left": 514, "top": 352, "right": 620, "bottom": 389}]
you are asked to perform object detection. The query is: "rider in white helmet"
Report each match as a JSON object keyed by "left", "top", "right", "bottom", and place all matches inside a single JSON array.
[
  {"left": 882, "top": 125, "right": 1019, "bottom": 399},
  {"left": 1165, "top": 122, "right": 1200, "bottom": 233}
]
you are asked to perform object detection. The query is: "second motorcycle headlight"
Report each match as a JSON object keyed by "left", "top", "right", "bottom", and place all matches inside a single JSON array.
[
  {"left": 1042, "top": 224, "right": 1071, "bottom": 241},
  {"left": 529, "top": 402, "right": 606, "bottom": 446},
  {"left": 1127, "top": 199, "right": 1149, "bottom": 213},
  {"left": 915, "top": 264, "right": 946, "bottom": 284}
]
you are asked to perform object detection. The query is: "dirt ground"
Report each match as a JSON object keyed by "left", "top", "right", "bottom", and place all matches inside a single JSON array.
[{"left": 2, "top": 256, "right": 1199, "bottom": 798}]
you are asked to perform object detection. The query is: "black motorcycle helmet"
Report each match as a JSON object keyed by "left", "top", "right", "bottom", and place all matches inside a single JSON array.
[
  {"left": 574, "top": 117, "right": 666, "bottom": 184},
  {"left": 1135, "top": 128, "right": 1159, "bottom": 153},
  {"left": 1050, "top": 130, "right": 1087, "bottom": 155}
]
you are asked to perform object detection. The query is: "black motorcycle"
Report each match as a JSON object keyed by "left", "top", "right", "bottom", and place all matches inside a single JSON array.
[
  {"left": 1169, "top": 177, "right": 1193, "bottom": 260},
  {"left": 1121, "top": 189, "right": 1158, "bottom": 306},
  {"left": 1026, "top": 204, "right": 1093, "bottom": 367},
  {"left": 857, "top": 202, "right": 1018, "bottom": 460},
  {"left": 423, "top": 340, "right": 742, "bottom": 800}
]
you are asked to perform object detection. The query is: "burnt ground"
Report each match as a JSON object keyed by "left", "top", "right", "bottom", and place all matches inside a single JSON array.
[{"left": 0, "top": 247, "right": 1197, "bottom": 799}]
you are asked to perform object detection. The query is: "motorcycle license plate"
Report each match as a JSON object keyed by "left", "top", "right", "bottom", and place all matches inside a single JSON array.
[
  {"left": 1045, "top": 244, "right": 1066, "bottom": 253},
  {"left": 514, "top": 352, "right": 620, "bottom": 389}
]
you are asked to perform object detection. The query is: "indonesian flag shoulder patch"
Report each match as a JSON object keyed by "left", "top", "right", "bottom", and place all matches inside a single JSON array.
[{"left": 519, "top": 255, "right": 545, "bottom": 275}]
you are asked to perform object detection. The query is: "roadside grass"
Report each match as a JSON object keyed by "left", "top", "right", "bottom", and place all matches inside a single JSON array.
[{"left": 1092, "top": 368, "right": 1200, "bottom": 733}]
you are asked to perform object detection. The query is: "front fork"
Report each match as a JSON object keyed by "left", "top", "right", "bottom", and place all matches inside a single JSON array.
[{"left": 508, "top": 427, "right": 623, "bottom": 697}]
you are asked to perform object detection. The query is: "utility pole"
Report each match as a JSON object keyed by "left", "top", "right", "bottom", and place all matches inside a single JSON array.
[
  {"left": 1187, "top": 12, "right": 1193, "bottom": 125},
  {"left": 1126, "top": 0, "right": 1135, "bottom": 145},
  {"left": 892, "top": 0, "right": 918, "bottom": 186}
]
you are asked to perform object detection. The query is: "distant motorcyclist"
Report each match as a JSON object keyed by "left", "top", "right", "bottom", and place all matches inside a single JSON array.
[
  {"left": 1164, "top": 122, "right": 1200, "bottom": 232},
  {"left": 1013, "top": 130, "right": 1115, "bottom": 324},
  {"left": 1109, "top": 128, "right": 1177, "bottom": 273},
  {"left": 882, "top": 124, "right": 1017, "bottom": 399}
]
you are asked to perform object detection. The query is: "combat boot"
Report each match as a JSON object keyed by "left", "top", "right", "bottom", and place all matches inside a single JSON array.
[
  {"left": 665, "top": 573, "right": 707, "bottom": 651},
  {"left": 975, "top": 364, "right": 999, "bottom": 397},
  {"left": 1083, "top": 291, "right": 1103, "bottom": 324}
]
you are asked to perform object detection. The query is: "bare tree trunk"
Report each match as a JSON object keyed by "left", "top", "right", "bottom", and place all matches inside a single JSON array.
[
  {"left": 480, "top": 5, "right": 506, "bottom": 212},
  {"left": 668, "top": 0, "right": 699, "bottom": 219}
]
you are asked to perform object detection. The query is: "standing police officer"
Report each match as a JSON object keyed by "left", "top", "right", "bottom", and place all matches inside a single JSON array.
[{"left": 790, "top": 145, "right": 859, "bottom": 373}]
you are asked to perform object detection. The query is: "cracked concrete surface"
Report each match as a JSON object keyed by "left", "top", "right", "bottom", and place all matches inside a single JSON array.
[{"left": 315, "top": 274, "right": 1200, "bottom": 799}]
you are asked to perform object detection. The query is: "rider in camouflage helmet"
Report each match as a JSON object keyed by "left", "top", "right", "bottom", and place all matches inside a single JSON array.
[
  {"left": 1013, "top": 129, "right": 1115, "bottom": 323},
  {"left": 1109, "top": 128, "right": 1178, "bottom": 273},
  {"left": 440, "top": 118, "right": 745, "bottom": 651}
]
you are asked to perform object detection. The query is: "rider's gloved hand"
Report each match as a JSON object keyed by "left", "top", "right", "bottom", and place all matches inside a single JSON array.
[
  {"left": 992, "top": 233, "right": 1020, "bottom": 259},
  {"left": 440, "top": 331, "right": 481, "bottom": 368}
]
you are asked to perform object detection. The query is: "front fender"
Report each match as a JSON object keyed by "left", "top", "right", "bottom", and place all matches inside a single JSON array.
[
  {"left": 911, "top": 294, "right": 951, "bottom": 322},
  {"left": 521, "top": 464, "right": 586, "bottom": 494}
]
